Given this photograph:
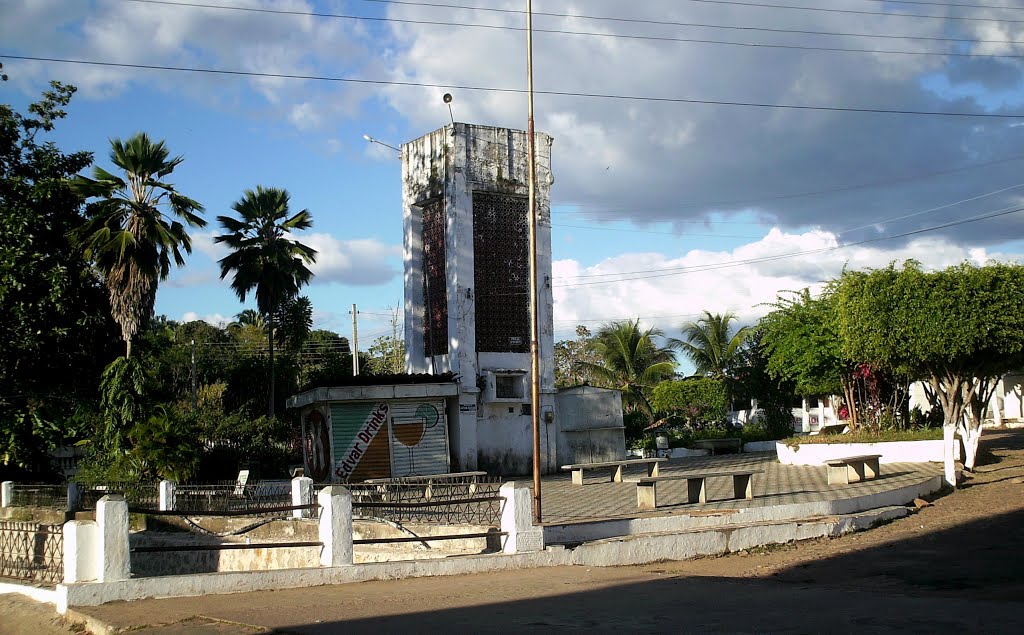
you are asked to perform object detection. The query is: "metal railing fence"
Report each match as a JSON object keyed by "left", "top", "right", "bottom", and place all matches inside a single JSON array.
[
  {"left": 0, "top": 520, "right": 64, "bottom": 586},
  {"left": 9, "top": 484, "right": 67, "bottom": 509}
]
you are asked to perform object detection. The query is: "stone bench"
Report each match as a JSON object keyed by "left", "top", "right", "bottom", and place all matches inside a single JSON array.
[
  {"left": 825, "top": 454, "right": 881, "bottom": 485},
  {"left": 561, "top": 458, "right": 666, "bottom": 486},
  {"left": 691, "top": 438, "right": 742, "bottom": 455},
  {"left": 636, "top": 469, "right": 764, "bottom": 509}
]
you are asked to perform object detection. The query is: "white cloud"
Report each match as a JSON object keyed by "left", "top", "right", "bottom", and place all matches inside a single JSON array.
[
  {"left": 191, "top": 230, "right": 401, "bottom": 286},
  {"left": 551, "top": 228, "right": 1020, "bottom": 338},
  {"left": 305, "top": 233, "right": 403, "bottom": 286},
  {"left": 181, "top": 311, "right": 232, "bottom": 327}
]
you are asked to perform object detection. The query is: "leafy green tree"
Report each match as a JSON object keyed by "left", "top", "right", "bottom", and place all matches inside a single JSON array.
[
  {"left": 758, "top": 288, "right": 859, "bottom": 426},
  {"left": 554, "top": 325, "right": 602, "bottom": 388},
  {"left": 836, "top": 261, "right": 1024, "bottom": 482},
  {"left": 216, "top": 186, "right": 318, "bottom": 418},
  {"left": 128, "top": 404, "right": 200, "bottom": 482},
  {"left": 365, "top": 306, "right": 404, "bottom": 375},
  {"left": 0, "top": 81, "right": 119, "bottom": 474},
  {"left": 577, "top": 319, "right": 676, "bottom": 415},
  {"left": 72, "top": 133, "right": 205, "bottom": 357},
  {"left": 299, "top": 329, "right": 354, "bottom": 388},
  {"left": 650, "top": 377, "right": 728, "bottom": 426},
  {"left": 97, "top": 356, "right": 146, "bottom": 454},
  {"left": 275, "top": 295, "right": 313, "bottom": 354},
  {"left": 732, "top": 331, "right": 798, "bottom": 439}
]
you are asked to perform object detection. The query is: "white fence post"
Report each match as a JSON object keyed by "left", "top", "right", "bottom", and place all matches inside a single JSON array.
[
  {"left": 1, "top": 481, "right": 12, "bottom": 508},
  {"left": 500, "top": 482, "right": 544, "bottom": 554},
  {"left": 318, "top": 486, "right": 352, "bottom": 567},
  {"left": 63, "top": 520, "right": 99, "bottom": 583},
  {"left": 159, "top": 480, "right": 176, "bottom": 512},
  {"left": 96, "top": 494, "right": 130, "bottom": 582},
  {"left": 292, "top": 477, "right": 313, "bottom": 519}
]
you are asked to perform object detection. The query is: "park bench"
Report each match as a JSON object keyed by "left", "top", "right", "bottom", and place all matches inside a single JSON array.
[
  {"left": 561, "top": 458, "right": 666, "bottom": 486},
  {"left": 691, "top": 438, "right": 742, "bottom": 455},
  {"left": 825, "top": 454, "right": 882, "bottom": 486},
  {"left": 636, "top": 469, "right": 764, "bottom": 509}
]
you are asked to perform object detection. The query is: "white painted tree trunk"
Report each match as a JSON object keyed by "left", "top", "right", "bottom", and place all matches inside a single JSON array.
[
  {"left": 958, "top": 413, "right": 983, "bottom": 471},
  {"left": 943, "top": 423, "right": 957, "bottom": 487}
]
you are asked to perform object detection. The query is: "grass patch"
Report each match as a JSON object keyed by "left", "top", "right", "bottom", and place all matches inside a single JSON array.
[{"left": 783, "top": 428, "right": 944, "bottom": 445}]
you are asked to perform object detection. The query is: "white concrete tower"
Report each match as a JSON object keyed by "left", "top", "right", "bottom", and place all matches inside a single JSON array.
[{"left": 402, "top": 123, "right": 556, "bottom": 474}]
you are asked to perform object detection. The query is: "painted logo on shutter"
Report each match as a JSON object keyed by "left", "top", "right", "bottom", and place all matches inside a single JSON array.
[{"left": 334, "top": 402, "right": 391, "bottom": 481}]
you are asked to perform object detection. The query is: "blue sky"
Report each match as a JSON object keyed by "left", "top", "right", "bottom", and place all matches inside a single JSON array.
[{"left": 4, "top": 0, "right": 1024, "bottom": 352}]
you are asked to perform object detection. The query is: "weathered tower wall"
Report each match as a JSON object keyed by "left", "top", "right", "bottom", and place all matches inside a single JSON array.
[{"left": 401, "top": 123, "right": 556, "bottom": 474}]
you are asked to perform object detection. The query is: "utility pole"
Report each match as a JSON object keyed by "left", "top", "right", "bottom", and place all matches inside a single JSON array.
[
  {"left": 191, "top": 339, "right": 198, "bottom": 410},
  {"left": 526, "top": 0, "right": 542, "bottom": 524},
  {"left": 351, "top": 303, "right": 360, "bottom": 376}
]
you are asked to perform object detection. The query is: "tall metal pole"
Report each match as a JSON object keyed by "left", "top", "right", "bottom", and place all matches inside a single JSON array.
[
  {"left": 191, "top": 339, "right": 197, "bottom": 411},
  {"left": 526, "top": 0, "right": 542, "bottom": 524},
  {"left": 351, "top": 303, "right": 360, "bottom": 376}
]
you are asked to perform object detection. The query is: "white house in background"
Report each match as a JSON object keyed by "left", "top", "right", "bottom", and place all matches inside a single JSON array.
[
  {"left": 909, "top": 372, "right": 1024, "bottom": 426},
  {"left": 729, "top": 396, "right": 839, "bottom": 434}
]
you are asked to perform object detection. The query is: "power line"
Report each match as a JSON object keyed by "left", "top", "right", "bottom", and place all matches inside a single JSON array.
[
  {"left": 859, "top": 0, "right": 1024, "bottom": 10},
  {"left": 119, "top": 0, "right": 1024, "bottom": 60},
  {"left": 553, "top": 153, "right": 1024, "bottom": 216},
  {"left": 553, "top": 204, "right": 1024, "bottom": 288},
  {"left": 5, "top": 55, "right": 1023, "bottom": 119},
  {"left": 667, "top": 0, "right": 1024, "bottom": 23},
  {"left": 552, "top": 219, "right": 761, "bottom": 236},
  {"left": 359, "top": 0, "right": 1024, "bottom": 24},
  {"left": 837, "top": 181, "right": 1024, "bottom": 235}
]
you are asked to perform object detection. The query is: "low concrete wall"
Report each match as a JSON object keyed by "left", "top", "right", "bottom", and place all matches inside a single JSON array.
[
  {"left": 57, "top": 550, "right": 575, "bottom": 612},
  {"left": 543, "top": 473, "right": 942, "bottom": 545},
  {"left": 742, "top": 441, "right": 778, "bottom": 453},
  {"left": 775, "top": 440, "right": 954, "bottom": 465},
  {"left": 570, "top": 506, "right": 909, "bottom": 567}
]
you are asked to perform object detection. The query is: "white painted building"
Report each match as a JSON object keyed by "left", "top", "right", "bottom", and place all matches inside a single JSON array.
[{"left": 402, "top": 123, "right": 559, "bottom": 475}]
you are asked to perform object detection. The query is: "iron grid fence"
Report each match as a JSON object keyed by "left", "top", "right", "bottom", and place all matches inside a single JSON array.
[
  {"left": 0, "top": 521, "right": 64, "bottom": 586},
  {"left": 173, "top": 481, "right": 292, "bottom": 516},
  {"left": 341, "top": 476, "right": 504, "bottom": 526},
  {"left": 10, "top": 484, "right": 67, "bottom": 509},
  {"left": 77, "top": 481, "right": 160, "bottom": 510}
]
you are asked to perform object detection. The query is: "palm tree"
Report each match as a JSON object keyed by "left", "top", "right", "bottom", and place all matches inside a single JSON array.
[
  {"left": 216, "top": 186, "right": 317, "bottom": 418},
  {"left": 576, "top": 319, "right": 676, "bottom": 415},
  {"left": 233, "top": 309, "right": 266, "bottom": 330},
  {"left": 72, "top": 133, "right": 205, "bottom": 356},
  {"left": 670, "top": 311, "right": 753, "bottom": 380}
]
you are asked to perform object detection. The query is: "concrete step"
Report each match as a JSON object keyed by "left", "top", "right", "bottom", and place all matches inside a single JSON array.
[{"left": 567, "top": 505, "right": 909, "bottom": 567}]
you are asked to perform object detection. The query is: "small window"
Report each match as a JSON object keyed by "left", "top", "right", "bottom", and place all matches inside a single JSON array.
[
  {"left": 482, "top": 370, "right": 527, "bottom": 403},
  {"left": 496, "top": 375, "right": 524, "bottom": 400}
]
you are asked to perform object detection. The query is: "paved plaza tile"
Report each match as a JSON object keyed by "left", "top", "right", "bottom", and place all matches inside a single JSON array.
[{"left": 517, "top": 453, "right": 942, "bottom": 524}]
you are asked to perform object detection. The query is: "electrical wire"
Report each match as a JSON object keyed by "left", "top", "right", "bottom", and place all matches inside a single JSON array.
[
  {"left": 4, "top": 55, "right": 1022, "bottom": 119},
  {"left": 553, "top": 153, "right": 1024, "bottom": 217},
  {"left": 118, "top": 0, "right": 1024, "bottom": 60},
  {"left": 357, "top": 0, "right": 1024, "bottom": 24},
  {"left": 553, "top": 204, "right": 1024, "bottom": 288}
]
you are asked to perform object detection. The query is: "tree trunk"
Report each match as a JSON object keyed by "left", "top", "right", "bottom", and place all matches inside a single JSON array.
[
  {"left": 942, "top": 422, "right": 957, "bottom": 487},
  {"left": 268, "top": 310, "right": 276, "bottom": 420}
]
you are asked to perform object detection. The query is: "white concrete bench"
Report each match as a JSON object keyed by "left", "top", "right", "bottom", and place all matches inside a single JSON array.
[
  {"left": 636, "top": 469, "right": 764, "bottom": 509},
  {"left": 561, "top": 458, "right": 666, "bottom": 486},
  {"left": 825, "top": 454, "right": 881, "bottom": 485},
  {"left": 691, "top": 438, "right": 742, "bottom": 455}
]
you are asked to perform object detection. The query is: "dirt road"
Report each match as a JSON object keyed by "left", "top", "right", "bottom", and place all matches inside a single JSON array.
[{"left": 4, "top": 429, "right": 1024, "bottom": 634}]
